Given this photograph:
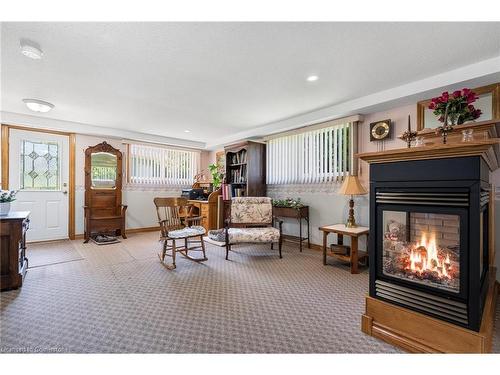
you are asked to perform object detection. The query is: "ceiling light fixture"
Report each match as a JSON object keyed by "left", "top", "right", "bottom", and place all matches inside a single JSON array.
[
  {"left": 23, "top": 99, "right": 54, "bottom": 113},
  {"left": 20, "top": 41, "right": 43, "bottom": 60},
  {"left": 307, "top": 75, "right": 319, "bottom": 82},
  {"left": 184, "top": 130, "right": 191, "bottom": 133}
]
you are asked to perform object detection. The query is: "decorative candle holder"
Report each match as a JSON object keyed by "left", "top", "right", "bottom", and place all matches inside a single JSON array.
[
  {"left": 401, "top": 114, "right": 418, "bottom": 148},
  {"left": 401, "top": 129, "right": 418, "bottom": 148},
  {"left": 435, "top": 123, "right": 454, "bottom": 144},
  {"left": 434, "top": 103, "right": 455, "bottom": 145}
]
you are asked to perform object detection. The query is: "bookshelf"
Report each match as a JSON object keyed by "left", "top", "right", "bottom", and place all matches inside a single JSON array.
[{"left": 222, "top": 141, "right": 266, "bottom": 200}]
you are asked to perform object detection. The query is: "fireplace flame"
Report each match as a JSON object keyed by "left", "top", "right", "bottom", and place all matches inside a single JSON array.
[{"left": 408, "top": 232, "right": 451, "bottom": 279}]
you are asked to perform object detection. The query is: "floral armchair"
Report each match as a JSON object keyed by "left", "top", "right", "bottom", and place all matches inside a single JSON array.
[{"left": 224, "top": 197, "right": 283, "bottom": 260}]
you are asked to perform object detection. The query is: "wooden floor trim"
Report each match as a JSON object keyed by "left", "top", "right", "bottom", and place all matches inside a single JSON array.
[
  {"left": 282, "top": 235, "right": 322, "bottom": 251},
  {"left": 28, "top": 226, "right": 160, "bottom": 243},
  {"left": 283, "top": 235, "right": 369, "bottom": 253},
  {"left": 40, "top": 231, "right": 329, "bottom": 249}
]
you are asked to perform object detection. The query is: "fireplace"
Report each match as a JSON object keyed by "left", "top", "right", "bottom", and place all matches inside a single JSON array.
[
  {"left": 382, "top": 211, "right": 461, "bottom": 293},
  {"left": 369, "top": 156, "right": 490, "bottom": 331}
]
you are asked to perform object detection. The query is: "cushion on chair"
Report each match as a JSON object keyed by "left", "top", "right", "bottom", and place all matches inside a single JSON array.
[
  {"left": 230, "top": 197, "right": 273, "bottom": 224},
  {"left": 228, "top": 227, "right": 280, "bottom": 244},
  {"left": 168, "top": 225, "right": 206, "bottom": 239},
  {"left": 208, "top": 229, "right": 226, "bottom": 242}
]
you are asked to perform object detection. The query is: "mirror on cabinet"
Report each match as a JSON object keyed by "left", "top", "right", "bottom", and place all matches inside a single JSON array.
[{"left": 90, "top": 152, "right": 117, "bottom": 189}]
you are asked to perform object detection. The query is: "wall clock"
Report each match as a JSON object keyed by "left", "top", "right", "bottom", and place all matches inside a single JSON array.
[{"left": 370, "top": 119, "right": 392, "bottom": 141}]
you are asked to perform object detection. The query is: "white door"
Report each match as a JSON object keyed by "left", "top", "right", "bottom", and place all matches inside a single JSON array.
[{"left": 9, "top": 129, "right": 69, "bottom": 242}]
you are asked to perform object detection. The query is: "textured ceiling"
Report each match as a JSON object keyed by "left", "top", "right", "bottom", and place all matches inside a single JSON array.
[{"left": 2, "top": 22, "right": 500, "bottom": 145}]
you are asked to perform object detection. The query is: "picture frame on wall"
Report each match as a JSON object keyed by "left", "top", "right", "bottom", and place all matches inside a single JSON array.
[
  {"left": 216, "top": 151, "right": 225, "bottom": 173},
  {"left": 416, "top": 83, "right": 500, "bottom": 131}
]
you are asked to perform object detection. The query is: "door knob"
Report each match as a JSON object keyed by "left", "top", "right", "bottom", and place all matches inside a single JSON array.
[{"left": 62, "top": 190, "right": 68, "bottom": 195}]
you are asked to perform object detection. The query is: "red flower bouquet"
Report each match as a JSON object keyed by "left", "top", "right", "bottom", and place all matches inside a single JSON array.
[{"left": 428, "top": 88, "right": 482, "bottom": 125}]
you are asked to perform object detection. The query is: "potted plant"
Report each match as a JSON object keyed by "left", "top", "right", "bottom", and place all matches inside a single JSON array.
[
  {"left": 208, "top": 163, "right": 224, "bottom": 190},
  {"left": 272, "top": 198, "right": 305, "bottom": 209},
  {"left": 0, "top": 190, "right": 18, "bottom": 216}
]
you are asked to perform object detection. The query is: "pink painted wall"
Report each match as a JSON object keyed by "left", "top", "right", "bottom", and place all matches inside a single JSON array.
[
  {"left": 358, "top": 104, "right": 417, "bottom": 187},
  {"left": 358, "top": 104, "right": 500, "bottom": 187},
  {"left": 200, "top": 150, "right": 215, "bottom": 181},
  {"left": 357, "top": 104, "right": 500, "bottom": 212}
]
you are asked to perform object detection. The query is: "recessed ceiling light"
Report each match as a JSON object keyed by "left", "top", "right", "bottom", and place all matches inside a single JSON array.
[
  {"left": 23, "top": 99, "right": 54, "bottom": 113},
  {"left": 20, "top": 41, "right": 43, "bottom": 60},
  {"left": 184, "top": 130, "right": 191, "bottom": 133},
  {"left": 307, "top": 75, "right": 319, "bottom": 82}
]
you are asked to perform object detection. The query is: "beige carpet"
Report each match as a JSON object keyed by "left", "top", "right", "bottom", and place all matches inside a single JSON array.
[
  {"left": 1, "top": 231, "right": 499, "bottom": 353},
  {"left": 27, "top": 239, "right": 84, "bottom": 268}
]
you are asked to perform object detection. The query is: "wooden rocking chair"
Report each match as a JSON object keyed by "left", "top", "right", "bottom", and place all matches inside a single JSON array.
[{"left": 154, "top": 197, "right": 208, "bottom": 270}]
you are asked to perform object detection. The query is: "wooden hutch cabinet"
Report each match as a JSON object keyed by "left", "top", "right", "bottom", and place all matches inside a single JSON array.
[
  {"left": 220, "top": 141, "right": 266, "bottom": 224},
  {"left": 0, "top": 211, "right": 29, "bottom": 291},
  {"left": 224, "top": 141, "right": 266, "bottom": 197},
  {"left": 84, "top": 142, "right": 127, "bottom": 243}
]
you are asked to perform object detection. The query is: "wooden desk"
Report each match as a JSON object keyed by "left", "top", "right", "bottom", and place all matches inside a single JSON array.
[
  {"left": 319, "top": 224, "right": 369, "bottom": 274},
  {"left": 187, "top": 188, "right": 221, "bottom": 232},
  {"left": 188, "top": 200, "right": 211, "bottom": 231}
]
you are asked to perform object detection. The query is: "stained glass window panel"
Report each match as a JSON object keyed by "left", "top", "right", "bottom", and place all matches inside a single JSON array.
[{"left": 21, "top": 140, "right": 60, "bottom": 190}]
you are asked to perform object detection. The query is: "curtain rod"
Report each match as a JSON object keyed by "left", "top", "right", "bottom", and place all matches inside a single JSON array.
[{"left": 263, "top": 114, "right": 363, "bottom": 141}]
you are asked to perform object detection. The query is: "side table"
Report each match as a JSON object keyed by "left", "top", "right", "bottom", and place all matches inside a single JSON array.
[
  {"left": 319, "top": 223, "right": 369, "bottom": 274},
  {"left": 273, "top": 206, "right": 310, "bottom": 251}
]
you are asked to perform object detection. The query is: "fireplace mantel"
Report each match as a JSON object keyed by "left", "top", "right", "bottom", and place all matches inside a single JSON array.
[{"left": 356, "top": 139, "right": 500, "bottom": 171}]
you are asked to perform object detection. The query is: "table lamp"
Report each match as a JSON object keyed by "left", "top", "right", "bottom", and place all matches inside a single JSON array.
[{"left": 338, "top": 175, "right": 367, "bottom": 228}]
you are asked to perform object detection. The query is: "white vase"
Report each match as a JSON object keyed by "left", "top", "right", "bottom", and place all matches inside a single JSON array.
[{"left": 0, "top": 202, "right": 11, "bottom": 216}]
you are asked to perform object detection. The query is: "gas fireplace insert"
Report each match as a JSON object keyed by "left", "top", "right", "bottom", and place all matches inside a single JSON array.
[{"left": 369, "top": 156, "right": 490, "bottom": 331}]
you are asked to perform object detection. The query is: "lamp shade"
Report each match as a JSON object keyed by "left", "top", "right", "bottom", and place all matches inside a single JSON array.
[{"left": 338, "top": 175, "right": 367, "bottom": 196}]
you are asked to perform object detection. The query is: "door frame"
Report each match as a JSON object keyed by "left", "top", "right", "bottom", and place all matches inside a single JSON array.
[{"left": 1, "top": 123, "right": 76, "bottom": 240}]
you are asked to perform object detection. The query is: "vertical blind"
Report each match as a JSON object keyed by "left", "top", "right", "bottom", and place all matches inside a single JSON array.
[
  {"left": 266, "top": 122, "right": 352, "bottom": 184},
  {"left": 129, "top": 143, "right": 200, "bottom": 185}
]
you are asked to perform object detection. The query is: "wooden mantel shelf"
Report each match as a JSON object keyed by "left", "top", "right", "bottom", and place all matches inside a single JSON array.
[
  {"left": 356, "top": 139, "right": 500, "bottom": 171},
  {"left": 402, "top": 118, "right": 500, "bottom": 140}
]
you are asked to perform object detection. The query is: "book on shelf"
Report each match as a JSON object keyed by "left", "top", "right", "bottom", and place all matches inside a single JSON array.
[
  {"left": 222, "top": 183, "right": 230, "bottom": 200},
  {"left": 233, "top": 187, "right": 246, "bottom": 197},
  {"left": 221, "top": 183, "right": 246, "bottom": 200},
  {"left": 229, "top": 165, "right": 247, "bottom": 184},
  {"left": 229, "top": 149, "right": 247, "bottom": 165}
]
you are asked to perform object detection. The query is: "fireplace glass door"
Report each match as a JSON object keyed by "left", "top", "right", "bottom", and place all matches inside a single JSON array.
[{"left": 382, "top": 210, "right": 461, "bottom": 294}]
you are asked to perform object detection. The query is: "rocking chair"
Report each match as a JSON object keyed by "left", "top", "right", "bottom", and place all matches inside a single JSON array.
[{"left": 154, "top": 197, "right": 208, "bottom": 270}]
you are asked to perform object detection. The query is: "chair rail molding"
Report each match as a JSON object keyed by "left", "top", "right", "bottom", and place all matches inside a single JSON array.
[
  {"left": 267, "top": 183, "right": 343, "bottom": 196},
  {"left": 123, "top": 184, "right": 190, "bottom": 192}
]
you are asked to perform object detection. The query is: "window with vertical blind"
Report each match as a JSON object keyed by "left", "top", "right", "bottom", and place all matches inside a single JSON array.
[
  {"left": 128, "top": 143, "right": 200, "bottom": 185},
  {"left": 266, "top": 122, "right": 354, "bottom": 184}
]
